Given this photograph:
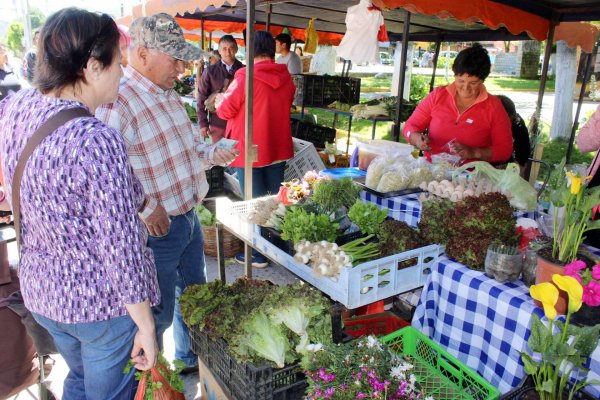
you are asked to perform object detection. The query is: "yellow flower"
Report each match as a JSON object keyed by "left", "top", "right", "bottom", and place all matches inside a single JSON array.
[
  {"left": 552, "top": 274, "right": 583, "bottom": 313},
  {"left": 530, "top": 282, "right": 559, "bottom": 320},
  {"left": 566, "top": 171, "right": 592, "bottom": 195}
]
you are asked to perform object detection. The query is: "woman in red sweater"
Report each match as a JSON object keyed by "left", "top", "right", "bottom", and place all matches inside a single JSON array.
[{"left": 402, "top": 44, "right": 513, "bottom": 165}]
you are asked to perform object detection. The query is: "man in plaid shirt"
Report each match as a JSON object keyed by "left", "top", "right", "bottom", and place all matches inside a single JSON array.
[{"left": 97, "top": 13, "right": 238, "bottom": 373}]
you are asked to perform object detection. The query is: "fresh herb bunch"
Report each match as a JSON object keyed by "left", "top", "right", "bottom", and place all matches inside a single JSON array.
[
  {"left": 418, "top": 197, "right": 455, "bottom": 244},
  {"left": 184, "top": 102, "right": 197, "bottom": 123},
  {"left": 280, "top": 207, "right": 339, "bottom": 243},
  {"left": 311, "top": 177, "right": 360, "bottom": 214},
  {"left": 379, "top": 220, "right": 427, "bottom": 257},
  {"left": 341, "top": 235, "right": 380, "bottom": 266},
  {"left": 123, "top": 354, "right": 185, "bottom": 399},
  {"left": 348, "top": 200, "right": 388, "bottom": 235}
]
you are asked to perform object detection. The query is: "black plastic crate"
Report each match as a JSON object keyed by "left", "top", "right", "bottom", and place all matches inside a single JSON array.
[
  {"left": 206, "top": 166, "right": 225, "bottom": 197},
  {"left": 291, "top": 120, "right": 337, "bottom": 148},
  {"left": 189, "top": 326, "right": 307, "bottom": 400},
  {"left": 293, "top": 75, "right": 361, "bottom": 107},
  {"left": 500, "top": 376, "right": 595, "bottom": 399},
  {"left": 259, "top": 226, "right": 364, "bottom": 256}
]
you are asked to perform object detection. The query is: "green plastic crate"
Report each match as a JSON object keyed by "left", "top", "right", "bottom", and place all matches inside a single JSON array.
[{"left": 381, "top": 327, "right": 500, "bottom": 400}]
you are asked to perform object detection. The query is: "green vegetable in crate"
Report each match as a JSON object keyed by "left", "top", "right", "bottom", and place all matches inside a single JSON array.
[
  {"left": 280, "top": 206, "right": 339, "bottom": 243},
  {"left": 235, "top": 312, "right": 291, "bottom": 368},
  {"left": 179, "top": 280, "right": 228, "bottom": 328},
  {"left": 348, "top": 200, "right": 388, "bottom": 235},
  {"left": 379, "top": 219, "right": 427, "bottom": 257},
  {"left": 311, "top": 177, "right": 360, "bottom": 215}
]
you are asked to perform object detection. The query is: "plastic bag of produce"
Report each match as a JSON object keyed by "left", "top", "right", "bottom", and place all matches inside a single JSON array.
[
  {"left": 376, "top": 165, "right": 411, "bottom": 192},
  {"left": 365, "top": 156, "right": 389, "bottom": 189},
  {"left": 453, "top": 162, "right": 537, "bottom": 211}
]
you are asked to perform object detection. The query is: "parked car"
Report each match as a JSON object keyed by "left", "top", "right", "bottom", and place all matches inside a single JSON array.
[{"left": 380, "top": 52, "right": 393, "bottom": 65}]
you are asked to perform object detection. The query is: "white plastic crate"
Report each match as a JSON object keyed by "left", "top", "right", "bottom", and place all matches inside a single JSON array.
[
  {"left": 253, "top": 232, "right": 441, "bottom": 309},
  {"left": 284, "top": 138, "right": 325, "bottom": 181},
  {"left": 215, "top": 196, "right": 276, "bottom": 243}
]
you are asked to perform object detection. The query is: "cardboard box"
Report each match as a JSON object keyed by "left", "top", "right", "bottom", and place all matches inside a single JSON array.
[{"left": 198, "top": 358, "right": 232, "bottom": 400}]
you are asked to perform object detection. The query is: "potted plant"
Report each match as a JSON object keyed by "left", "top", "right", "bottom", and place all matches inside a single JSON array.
[
  {"left": 564, "top": 259, "right": 600, "bottom": 326},
  {"left": 536, "top": 165, "right": 600, "bottom": 314},
  {"left": 520, "top": 274, "right": 600, "bottom": 400}
]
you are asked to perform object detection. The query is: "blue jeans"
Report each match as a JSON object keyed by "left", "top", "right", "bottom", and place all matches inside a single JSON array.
[
  {"left": 236, "top": 161, "right": 286, "bottom": 198},
  {"left": 148, "top": 209, "right": 205, "bottom": 367},
  {"left": 32, "top": 313, "right": 136, "bottom": 400}
]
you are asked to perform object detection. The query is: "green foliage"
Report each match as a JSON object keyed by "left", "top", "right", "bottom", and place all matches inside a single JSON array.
[
  {"left": 418, "top": 197, "right": 456, "bottom": 245},
  {"left": 195, "top": 204, "right": 216, "bottom": 226},
  {"left": 409, "top": 75, "right": 429, "bottom": 103},
  {"left": 29, "top": 8, "right": 45, "bottom": 30},
  {"left": 521, "top": 313, "right": 600, "bottom": 399},
  {"left": 311, "top": 177, "right": 360, "bottom": 214},
  {"left": 540, "top": 138, "right": 593, "bottom": 172},
  {"left": 280, "top": 207, "right": 339, "bottom": 243},
  {"left": 348, "top": 200, "right": 387, "bottom": 235},
  {"left": 5, "top": 22, "right": 24, "bottom": 54},
  {"left": 184, "top": 103, "right": 197, "bottom": 123},
  {"left": 123, "top": 354, "right": 185, "bottom": 399}
]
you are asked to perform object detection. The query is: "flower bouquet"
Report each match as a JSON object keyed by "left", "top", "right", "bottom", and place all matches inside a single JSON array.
[
  {"left": 521, "top": 274, "right": 600, "bottom": 400},
  {"left": 301, "top": 335, "right": 433, "bottom": 400}
]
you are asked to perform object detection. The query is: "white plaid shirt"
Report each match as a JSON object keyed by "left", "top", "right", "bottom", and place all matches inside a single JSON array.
[{"left": 97, "top": 65, "right": 214, "bottom": 219}]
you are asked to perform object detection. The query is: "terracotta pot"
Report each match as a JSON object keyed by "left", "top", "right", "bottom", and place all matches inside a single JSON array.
[{"left": 535, "top": 254, "right": 568, "bottom": 315}]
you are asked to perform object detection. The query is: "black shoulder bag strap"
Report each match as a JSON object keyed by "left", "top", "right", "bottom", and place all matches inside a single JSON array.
[{"left": 11, "top": 107, "right": 91, "bottom": 248}]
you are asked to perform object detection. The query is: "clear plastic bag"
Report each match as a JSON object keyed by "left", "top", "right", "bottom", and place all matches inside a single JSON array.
[
  {"left": 376, "top": 164, "right": 411, "bottom": 192},
  {"left": 365, "top": 156, "right": 389, "bottom": 189},
  {"left": 454, "top": 162, "right": 537, "bottom": 211}
]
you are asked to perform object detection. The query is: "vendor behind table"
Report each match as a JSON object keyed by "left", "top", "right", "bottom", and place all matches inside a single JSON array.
[{"left": 402, "top": 44, "right": 513, "bottom": 165}]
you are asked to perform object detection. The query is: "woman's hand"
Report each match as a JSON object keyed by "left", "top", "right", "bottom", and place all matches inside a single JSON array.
[
  {"left": 409, "top": 132, "right": 431, "bottom": 151},
  {"left": 213, "top": 148, "right": 239, "bottom": 166},
  {"left": 449, "top": 142, "right": 492, "bottom": 162},
  {"left": 130, "top": 329, "right": 158, "bottom": 371}
]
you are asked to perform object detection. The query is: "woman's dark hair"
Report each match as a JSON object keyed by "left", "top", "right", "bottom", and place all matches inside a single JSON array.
[
  {"left": 497, "top": 95, "right": 517, "bottom": 120},
  {"left": 255, "top": 31, "right": 275, "bottom": 59},
  {"left": 35, "top": 8, "right": 120, "bottom": 94},
  {"left": 452, "top": 43, "right": 491, "bottom": 81}
]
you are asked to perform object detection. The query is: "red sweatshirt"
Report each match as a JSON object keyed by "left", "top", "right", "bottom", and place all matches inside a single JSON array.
[
  {"left": 402, "top": 83, "right": 513, "bottom": 163},
  {"left": 216, "top": 60, "right": 295, "bottom": 168}
]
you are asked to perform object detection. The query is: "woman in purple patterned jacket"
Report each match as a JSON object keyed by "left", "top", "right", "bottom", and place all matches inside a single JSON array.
[{"left": 0, "top": 8, "right": 159, "bottom": 400}]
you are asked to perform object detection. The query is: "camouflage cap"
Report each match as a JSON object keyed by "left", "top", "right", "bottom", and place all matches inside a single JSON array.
[{"left": 130, "top": 13, "right": 203, "bottom": 61}]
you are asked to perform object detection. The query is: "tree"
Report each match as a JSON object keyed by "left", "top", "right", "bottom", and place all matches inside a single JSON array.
[
  {"left": 503, "top": 41, "right": 511, "bottom": 53},
  {"left": 550, "top": 41, "right": 577, "bottom": 140},
  {"left": 5, "top": 21, "right": 24, "bottom": 54},
  {"left": 30, "top": 8, "right": 46, "bottom": 30}
]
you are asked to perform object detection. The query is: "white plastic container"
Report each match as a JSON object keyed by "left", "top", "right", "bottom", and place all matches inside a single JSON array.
[{"left": 357, "top": 139, "right": 413, "bottom": 171}]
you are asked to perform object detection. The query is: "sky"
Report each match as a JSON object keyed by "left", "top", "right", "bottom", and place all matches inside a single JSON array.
[{"left": 2, "top": 0, "right": 141, "bottom": 22}]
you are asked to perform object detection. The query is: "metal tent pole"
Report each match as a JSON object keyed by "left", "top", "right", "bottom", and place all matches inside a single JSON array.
[
  {"left": 393, "top": 10, "right": 411, "bottom": 142},
  {"left": 567, "top": 44, "right": 596, "bottom": 164},
  {"left": 430, "top": 40, "right": 441, "bottom": 92},
  {"left": 530, "top": 16, "right": 557, "bottom": 140},
  {"left": 244, "top": 0, "right": 255, "bottom": 278},
  {"left": 201, "top": 17, "right": 205, "bottom": 50},
  {"left": 266, "top": 4, "right": 272, "bottom": 32}
]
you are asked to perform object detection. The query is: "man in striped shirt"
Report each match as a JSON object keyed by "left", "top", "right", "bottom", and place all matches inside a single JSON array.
[{"left": 97, "top": 13, "right": 238, "bottom": 373}]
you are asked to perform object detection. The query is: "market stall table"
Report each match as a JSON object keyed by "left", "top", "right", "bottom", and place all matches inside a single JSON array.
[
  {"left": 412, "top": 254, "right": 600, "bottom": 396},
  {"left": 361, "top": 191, "right": 538, "bottom": 227}
]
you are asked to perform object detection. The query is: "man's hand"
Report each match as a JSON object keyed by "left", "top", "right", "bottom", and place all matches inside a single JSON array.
[
  {"left": 144, "top": 204, "right": 170, "bottom": 237},
  {"left": 213, "top": 148, "right": 239, "bottom": 166},
  {"left": 200, "top": 127, "right": 210, "bottom": 138}
]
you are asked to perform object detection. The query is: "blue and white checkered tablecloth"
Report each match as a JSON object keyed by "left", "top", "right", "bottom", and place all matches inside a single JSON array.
[
  {"left": 412, "top": 256, "right": 600, "bottom": 396},
  {"left": 361, "top": 191, "right": 539, "bottom": 227}
]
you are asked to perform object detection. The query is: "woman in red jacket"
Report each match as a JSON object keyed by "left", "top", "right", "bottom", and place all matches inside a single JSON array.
[
  {"left": 402, "top": 44, "right": 513, "bottom": 165},
  {"left": 216, "top": 30, "right": 295, "bottom": 267}
]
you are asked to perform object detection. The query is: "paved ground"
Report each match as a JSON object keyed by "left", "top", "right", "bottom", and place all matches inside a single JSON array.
[{"left": 8, "top": 251, "right": 298, "bottom": 400}]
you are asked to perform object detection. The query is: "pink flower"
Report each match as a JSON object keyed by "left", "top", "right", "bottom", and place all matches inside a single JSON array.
[
  {"left": 565, "top": 260, "right": 586, "bottom": 278},
  {"left": 593, "top": 265, "right": 600, "bottom": 280},
  {"left": 582, "top": 280, "right": 600, "bottom": 307}
]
